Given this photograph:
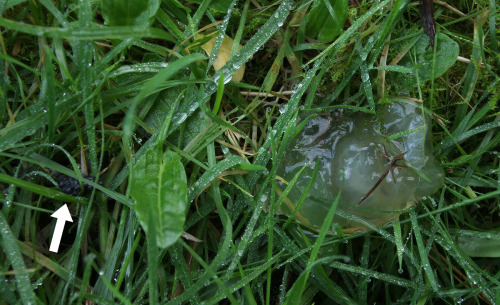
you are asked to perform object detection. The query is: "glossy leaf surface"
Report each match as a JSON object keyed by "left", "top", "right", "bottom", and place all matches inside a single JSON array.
[
  {"left": 101, "top": 0, "right": 160, "bottom": 26},
  {"left": 131, "top": 145, "right": 188, "bottom": 249},
  {"left": 306, "top": 0, "right": 348, "bottom": 43},
  {"left": 397, "top": 32, "right": 459, "bottom": 87}
]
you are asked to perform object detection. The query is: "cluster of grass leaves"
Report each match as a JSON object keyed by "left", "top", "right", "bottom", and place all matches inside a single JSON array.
[{"left": 0, "top": 0, "right": 499, "bottom": 304}]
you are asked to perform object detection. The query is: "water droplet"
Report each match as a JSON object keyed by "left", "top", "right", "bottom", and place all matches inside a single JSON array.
[
  {"left": 361, "top": 72, "right": 369, "bottom": 82},
  {"left": 176, "top": 112, "right": 188, "bottom": 122},
  {"left": 279, "top": 104, "right": 288, "bottom": 114}
]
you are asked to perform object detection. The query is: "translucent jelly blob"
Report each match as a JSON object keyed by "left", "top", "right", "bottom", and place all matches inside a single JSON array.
[{"left": 276, "top": 101, "right": 443, "bottom": 233}]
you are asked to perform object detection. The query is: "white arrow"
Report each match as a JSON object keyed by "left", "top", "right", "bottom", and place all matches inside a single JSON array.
[{"left": 49, "top": 204, "right": 73, "bottom": 253}]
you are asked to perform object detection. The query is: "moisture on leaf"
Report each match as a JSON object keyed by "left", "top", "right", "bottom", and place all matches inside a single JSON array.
[
  {"left": 199, "top": 33, "right": 246, "bottom": 82},
  {"left": 130, "top": 145, "right": 188, "bottom": 249},
  {"left": 101, "top": 0, "right": 160, "bottom": 26},
  {"left": 305, "top": 0, "right": 348, "bottom": 43},
  {"left": 394, "top": 32, "right": 459, "bottom": 88}
]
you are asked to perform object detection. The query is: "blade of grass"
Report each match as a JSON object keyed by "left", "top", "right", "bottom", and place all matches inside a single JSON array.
[
  {"left": 213, "top": 71, "right": 224, "bottom": 115},
  {"left": 205, "top": 0, "right": 237, "bottom": 75},
  {"left": 393, "top": 219, "right": 404, "bottom": 273},
  {"left": 409, "top": 210, "right": 438, "bottom": 292},
  {"left": 0, "top": 213, "right": 36, "bottom": 304},
  {"left": 122, "top": 53, "right": 206, "bottom": 153},
  {"left": 0, "top": 173, "right": 84, "bottom": 203},
  {"left": 284, "top": 185, "right": 343, "bottom": 304},
  {"left": 168, "top": 244, "right": 201, "bottom": 303},
  {"left": 0, "top": 18, "right": 176, "bottom": 42},
  {"left": 165, "top": 146, "right": 237, "bottom": 305}
]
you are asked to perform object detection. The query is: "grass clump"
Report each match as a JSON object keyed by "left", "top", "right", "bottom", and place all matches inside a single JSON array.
[{"left": 0, "top": 0, "right": 499, "bottom": 304}]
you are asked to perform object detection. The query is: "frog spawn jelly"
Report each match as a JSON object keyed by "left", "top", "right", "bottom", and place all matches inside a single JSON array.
[{"left": 276, "top": 101, "right": 444, "bottom": 233}]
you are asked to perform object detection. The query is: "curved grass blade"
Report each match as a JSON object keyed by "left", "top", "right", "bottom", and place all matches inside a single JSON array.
[
  {"left": 0, "top": 213, "right": 36, "bottom": 305},
  {"left": 122, "top": 53, "right": 206, "bottom": 151},
  {"left": 0, "top": 173, "right": 84, "bottom": 203},
  {"left": 0, "top": 18, "right": 176, "bottom": 42}
]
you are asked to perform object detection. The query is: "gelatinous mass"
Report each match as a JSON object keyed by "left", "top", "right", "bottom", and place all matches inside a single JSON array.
[{"left": 276, "top": 101, "right": 443, "bottom": 233}]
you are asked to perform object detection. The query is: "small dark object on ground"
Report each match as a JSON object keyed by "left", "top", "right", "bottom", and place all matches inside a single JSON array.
[
  {"left": 53, "top": 172, "right": 101, "bottom": 195},
  {"left": 419, "top": 0, "right": 436, "bottom": 48}
]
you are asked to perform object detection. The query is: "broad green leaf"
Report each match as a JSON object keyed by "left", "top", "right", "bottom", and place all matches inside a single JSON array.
[
  {"left": 130, "top": 145, "right": 188, "bottom": 249},
  {"left": 101, "top": 0, "right": 160, "bottom": 26},
  {"left": 306, "top": 0, "right": 348, "bottom": 43},
  {"left": 399, "top": 32, "right": 459, "bottom": 86}
]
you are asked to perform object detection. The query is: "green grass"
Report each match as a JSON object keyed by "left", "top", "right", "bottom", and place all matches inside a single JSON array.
[{"left": 1, "top": 0, "right": 499, "bottom": 304}]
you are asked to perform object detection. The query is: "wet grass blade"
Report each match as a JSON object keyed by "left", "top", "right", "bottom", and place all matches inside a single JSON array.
[
  {"left": 0, "top": 18, "right": 176, "bottom": 42},
  {"left": 0, "top": 173, "right": 83, "bottom": 203},
  {"left": 285, "top": 188, "right": 342, "bottom": 304},
  {"left": 0, "top": 213, "right": 36, "bottom": 304},
  {"left": 410, "top": 210, "right": 438, "bottom": 292}
]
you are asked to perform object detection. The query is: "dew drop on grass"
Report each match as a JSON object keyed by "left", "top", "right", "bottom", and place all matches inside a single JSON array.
[
  {"left": 188, "top": 103, "right": 197, "bottom": 113},
  {"left": 176, "top": 112, "right": 188, "bottom": 123},
  {"left": 279, "top": 104, "right": 288, "bottom": 114},
  {"left": 361, "top": 71, "right": 369, "bottom": 82}
]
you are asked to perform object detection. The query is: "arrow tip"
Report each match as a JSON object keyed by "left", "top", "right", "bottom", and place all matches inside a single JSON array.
[{"left": 51, "top": 204, "right": 73, "bottom": 222}]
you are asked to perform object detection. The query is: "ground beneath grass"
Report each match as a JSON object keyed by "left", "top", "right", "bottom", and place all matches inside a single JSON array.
[{"left": 0, "top": 0, "right": 499, "bottom": 304}]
